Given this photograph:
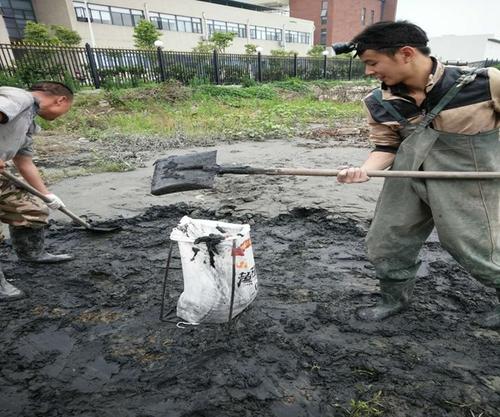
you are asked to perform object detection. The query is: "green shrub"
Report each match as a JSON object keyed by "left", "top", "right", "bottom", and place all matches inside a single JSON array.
[
  {"left": 195, "top": 84, "right": 276, "bottom": 100},
  {"left": 63, "top": 70, "right": 80, "bottom": 92},
  {"left": 15, "top": 61, "right": 66, "bottom": 86},
  {"left": 189, "top": 76, "right": 211, "bottom": 87},
  {"left": 0, "top": 71, "right": 24, "bottom": 87},
  {"left": 241, "top": 75, "right": 256, "bottom": 87},
  {"left": 271, "top": 78, "right": 309, "bottom": 92}
]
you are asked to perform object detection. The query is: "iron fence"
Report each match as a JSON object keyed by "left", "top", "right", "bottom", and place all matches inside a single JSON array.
[
  {"left": 0, "top": 43, "right": 498, "bottom": 90},
  {"left": 0, "top": 42, "right": 366, "bottom": 89}
]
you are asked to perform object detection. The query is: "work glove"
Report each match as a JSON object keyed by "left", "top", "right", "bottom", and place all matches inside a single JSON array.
[{"left": 44, "top": 193, "right": 65, "bottom": 210}]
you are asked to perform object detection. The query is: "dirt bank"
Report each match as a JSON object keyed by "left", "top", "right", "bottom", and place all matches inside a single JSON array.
[{"left": 0, "top": 202, "right": 499, "bottom": 417}]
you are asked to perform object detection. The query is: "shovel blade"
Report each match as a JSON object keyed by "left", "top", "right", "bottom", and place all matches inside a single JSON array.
[{"left": 151, "top": 151, "right": 218, "bottom": 195}]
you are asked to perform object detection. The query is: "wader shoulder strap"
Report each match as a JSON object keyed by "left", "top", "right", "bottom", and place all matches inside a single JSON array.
[
  {"left": 419, "top": 69, "right": 478, "bottom": 129},
  {"left": 371, "top": 69, "right": 478, "bottom": 130},
  {"left": 371, "top": 89, "right": 410, "bottom": 127}
]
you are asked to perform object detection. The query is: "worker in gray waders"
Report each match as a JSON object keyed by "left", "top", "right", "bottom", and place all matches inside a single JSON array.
[
  {"left": 336, "top": 21, "right": 500, "bottom": 329},
  {"left": 0, "top": 81, "right": 74, "bottom": 302}
]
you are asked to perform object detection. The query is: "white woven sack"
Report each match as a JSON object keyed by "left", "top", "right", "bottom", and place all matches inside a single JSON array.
[{"left": 170, "top": 216, "right": 258, "bottom": 323}]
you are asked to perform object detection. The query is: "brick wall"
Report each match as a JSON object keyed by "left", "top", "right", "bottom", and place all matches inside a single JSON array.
[{"left": 290, "top": 0, "right": 397, "bottom": 46}]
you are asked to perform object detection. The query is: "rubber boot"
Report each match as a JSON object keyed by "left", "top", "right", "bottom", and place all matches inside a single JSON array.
[
  {"left": 9, "top": 226, "right": 74, "bottom": 263},
  {"left": 357, "top": 279, "right": 415, "bottom": 321},
  {"left": 0, "top": 266, "right": 25, "bottom": 301},
  {"left": 477, "top": 289, "right": 500, "bottom": 329}
]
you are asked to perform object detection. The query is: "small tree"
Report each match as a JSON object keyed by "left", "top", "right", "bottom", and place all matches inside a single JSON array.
[
  {"left": 23, "top": 22, "right": 81, "bottom": 45},
  {"left": 307, "top": 45, "right": 326, "bottom": 57},
  {"left": 270, "top": 48, "right": 296, "bottom": 57},
  {"left": 192, "top": 32, "right": 236, "bottom": 54},
  {"left": 210, "top": 32, "right": 235, "bottom": 53},
  {"left": 23, "top": 21, "right": 58, "bottom": 45},
  {"left": 192, "top": 40, "right": 215, "bottom": 53},
  {"left": 51, "top": 25, "right": 81, "bottom": 46},
  {"left": 133, "top": 19, "right": 161, "bottom": 49},
  {"left": 244, "top": 44, "right": 257, "bottom": 55}
]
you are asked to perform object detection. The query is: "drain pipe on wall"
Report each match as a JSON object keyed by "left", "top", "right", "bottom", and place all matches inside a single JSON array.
[
  {"left": 379, "top": 0, "right": 386, "bottom": 21},
  {"left": 83, "top": 0, "right": 96, "bottom": 47}
]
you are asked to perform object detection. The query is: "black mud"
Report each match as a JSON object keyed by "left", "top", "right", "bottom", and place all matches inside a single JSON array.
[{"left": 0, "top": 205, "right": 499, "bottom": 417}]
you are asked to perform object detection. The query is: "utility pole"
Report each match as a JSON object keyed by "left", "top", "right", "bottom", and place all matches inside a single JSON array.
[{"left": 83, "top": 0, "right": 96, "bottom": 47}]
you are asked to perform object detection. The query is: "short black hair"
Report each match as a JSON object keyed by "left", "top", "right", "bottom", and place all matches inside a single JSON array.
[
  {"left": 29, "top": 81, "right": 74, "bottom": 99},
  {"left": 352, "top": 20, "right": 430, "bottom": 57}
]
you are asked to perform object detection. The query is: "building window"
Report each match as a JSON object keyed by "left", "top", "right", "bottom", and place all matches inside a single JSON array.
[
  {"left": 110, "top": 7, "right": 142, "bottom": 26},
  {"left": 250, "top": 25, "right": 265, "bottom": 40},
  {"left": 149, "top": 13, "right": 176, "bottom": 31},
  {"left": 149, "top": 13, "right": 202, "bottom": 33},
  {"left": 207, "top": 19, "right": 246, "bottom": 38},
  {"left": 249, "top": 25, "right": 284, "bottom": 41},
  {"left": 192, "top": 18, "right": 202, "bottom": 34},
  {"left": 0, "top": 0, "right": 36, "bottom": 39},
  {"left": 74, "top": 5, "right": 87, "bottom": 22},
  {"left": 320, "top": 0, "right": 328, "bottom": 23},
  {"left": 131, "top": 9, "right": 143, "bottom": 26},
  {"left": 177, "top": 16, "right": 193, "bottom": 32},
  {"left": 361, "top": 7, "right": 366, "bottom": 25},
  {"left": 89, "top": 4, "right": 111, "bottom": 25},
  {"left": 285, "top": 30, "right": 310, "bottom": 44},
  {"left": 370, "top": 9, "right": 375, "bottom": 24},
  {"left": 320, "top": 28, "right": 327, "bottom": 45},
  {"left": 226, "top": 22, "right": 246, "bottom": 38},
  {"left": 72, "top": 2, "right": 144, "bottom": 27},
  {"left": 265, "top": 27, "right": 279, "bottom": 41}
]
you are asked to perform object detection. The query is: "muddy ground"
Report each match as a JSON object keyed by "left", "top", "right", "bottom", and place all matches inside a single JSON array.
[{"left": 1, "top": 139, "right": 499, "bottom": 417}]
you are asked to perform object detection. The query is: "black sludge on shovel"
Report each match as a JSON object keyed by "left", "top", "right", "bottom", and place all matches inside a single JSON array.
[{"left": 151, "top": 151, "right": 218, "bottom": 195}]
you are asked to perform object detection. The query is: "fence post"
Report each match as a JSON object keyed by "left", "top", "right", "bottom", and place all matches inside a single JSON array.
[
  {"left": 213, "top": 49, "right": 220, "bottom": 85},
  {"left": 348, "top": 55, "right": 353, "bottom": 81},
  {"left": 157, "top": 46, "right": 166, "bottom": 82},
  {"left": 293, "top": 53, "right": 298, "bottom": 77},
  {"left": 323, "top": 54, "right": 327, "bottom": 78},
  {"left": 257, "top": 51, "right": 262, "bottom": 82},
  {"left": 85, "top": 42, "right": 100, "bottom": 89}
]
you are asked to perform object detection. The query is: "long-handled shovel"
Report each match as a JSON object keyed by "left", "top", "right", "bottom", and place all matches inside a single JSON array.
[
  {"left": 1, "top": 171, "right": 120, "bottom": 233},
  {"left": 151, "top": 150, "right": 500, "bottom": 196}
]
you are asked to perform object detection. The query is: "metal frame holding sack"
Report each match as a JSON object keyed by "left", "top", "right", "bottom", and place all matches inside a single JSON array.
[{"left": 160, "top": 216, "right": 258, "bottom": 326}]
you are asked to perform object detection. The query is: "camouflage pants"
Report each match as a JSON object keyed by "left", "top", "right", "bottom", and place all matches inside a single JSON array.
[{"left": 0, "top": 178, "right": 48, "bottom": 238}]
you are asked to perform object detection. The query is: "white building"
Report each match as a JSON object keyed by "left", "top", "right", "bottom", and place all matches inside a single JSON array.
[
  {"left": 0, "top": 0, "right": 315, "bottom": 55},
  {"left": 429, "top": 34, "right": 500, "bottom": 63}
]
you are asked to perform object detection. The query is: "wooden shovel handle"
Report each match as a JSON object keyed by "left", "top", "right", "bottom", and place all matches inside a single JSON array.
[
  {"left": 0, "top": 171, "right": 93, "bottom": 229},
  {"left": 217, "top": 166, "right": 500, "bottom": 179}
]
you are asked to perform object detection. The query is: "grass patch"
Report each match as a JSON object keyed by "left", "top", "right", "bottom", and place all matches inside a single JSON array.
[
  {"left": 345, "top": 392, "right": 384, "bottom": 417},
  {"left": 42, "top": 80, "right": 365, "bottom": 142},
  {"left": 90, "top": 155, "right": 135, "bottom": 173},
  {"left": 41, "top": 167, "right": 93, "bottom": 185}
]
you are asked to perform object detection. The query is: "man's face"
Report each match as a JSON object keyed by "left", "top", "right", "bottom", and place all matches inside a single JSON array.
[
  {"left": 359, "top": 49, "right": 409, "bottom": 86},
  {"left": 37, "top": 95, "right": 72, "bottom": 120}
]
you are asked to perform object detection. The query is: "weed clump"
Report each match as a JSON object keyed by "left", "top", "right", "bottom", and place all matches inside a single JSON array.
[
  {"left": 107, "top": 80, "right": 191, "bottom": 106},
  {"left": 194, "top": 84, "right": 276, "bottom": 100}
]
